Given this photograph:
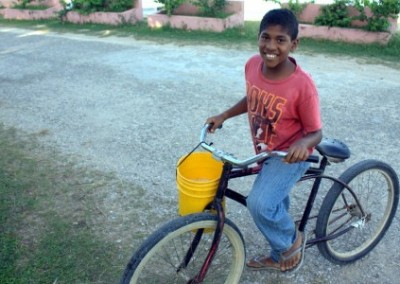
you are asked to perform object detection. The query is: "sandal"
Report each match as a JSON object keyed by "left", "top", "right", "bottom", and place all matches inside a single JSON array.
[
  {"left": 279, "top": 231, "right": 306, "bottom": 272},
  {"left": 247, "top": 231, "right": 306, "bottom": 273},
  {"left": 246, "top": 256, "right": 281, "bottom": 271}
]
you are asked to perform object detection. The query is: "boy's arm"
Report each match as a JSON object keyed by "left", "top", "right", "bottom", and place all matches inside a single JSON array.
[
  {"left": 285, "top": 129, "right": 323, "bottom": 163},
  {"left": 206, "top": 96, "right": 248, "bottom": 133}
]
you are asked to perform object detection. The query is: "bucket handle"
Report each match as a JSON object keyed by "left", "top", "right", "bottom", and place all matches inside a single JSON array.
[
  {"left": 176, "top": 142, "right": 203, "bottom": 170},
  {"left": 176, "top": 141, "right": 217, "bottom": 179}
]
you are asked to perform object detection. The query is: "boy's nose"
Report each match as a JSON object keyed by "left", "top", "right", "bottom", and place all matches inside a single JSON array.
[{"left": 266, "top": 40, "right": 277, "bottom": 50}]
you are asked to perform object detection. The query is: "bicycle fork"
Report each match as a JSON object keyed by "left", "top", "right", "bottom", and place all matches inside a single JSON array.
[{"left": 179, "top": 163, "right": 232, "bottom": 284}]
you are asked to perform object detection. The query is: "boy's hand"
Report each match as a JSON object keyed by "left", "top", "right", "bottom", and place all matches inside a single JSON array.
[
  {"left": 284, "top": 143, "right": 309, "bottom": 163},
  {"left": 205, "top": 97, "right": 247, "bottom": 133},
  {"left": 205, "top": 114, "right": 226, "bottom": 133},
  {"left": 284, "top": 130, "right": 322, "bottom": 163}
]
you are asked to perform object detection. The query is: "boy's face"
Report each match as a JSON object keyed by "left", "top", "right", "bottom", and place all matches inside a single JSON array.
[{"left": 258, "top": 25, "right": 299, "bottom": 70}]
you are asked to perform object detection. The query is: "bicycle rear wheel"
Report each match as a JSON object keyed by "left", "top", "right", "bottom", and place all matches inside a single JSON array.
[
  {"left": 316, "top": 160, "right": 399, "bottom": 264},
  {"left": 120, "top": 213, "right": 245, "bottom": 284}
]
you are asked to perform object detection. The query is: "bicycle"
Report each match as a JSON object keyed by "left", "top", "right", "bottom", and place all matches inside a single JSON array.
[{"left": 120, "top": 124, "right": 399, "bottom": 284}]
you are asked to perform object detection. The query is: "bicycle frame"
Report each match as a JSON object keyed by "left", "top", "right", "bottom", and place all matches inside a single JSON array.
[
  {"left": 186, "top": 155, "right": 366, "bottom": 283},
  {"left": 121, "top": 124, "right": 398, "bottom": 284}
]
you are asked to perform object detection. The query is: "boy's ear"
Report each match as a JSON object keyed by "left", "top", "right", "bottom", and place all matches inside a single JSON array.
[{"left": 290, "top": 38, "right": 299, "bottom": 52}]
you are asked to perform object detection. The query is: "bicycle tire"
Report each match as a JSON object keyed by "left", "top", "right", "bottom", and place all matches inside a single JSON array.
[
  {"left": 316, "top": 159, "right": 399, "bottom": 264},
  {"left": 120, "top": 213, "right": 246, "bottom": 284}
]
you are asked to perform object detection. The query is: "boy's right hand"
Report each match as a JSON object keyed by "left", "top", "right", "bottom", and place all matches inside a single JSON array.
[
  {"left": 205, "top": 97, "right": 247, "bottom": 133},
  {"left": 205, "top": 114, "right": 226, "bottom": 133}
]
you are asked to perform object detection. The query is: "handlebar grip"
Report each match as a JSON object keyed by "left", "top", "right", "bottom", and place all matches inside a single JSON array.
[
  {"left": 207, "top": 123, "right": 223, "bottom": 131},
  {"left": 201, "top": 123, "right": 222, "bottom": 142}
]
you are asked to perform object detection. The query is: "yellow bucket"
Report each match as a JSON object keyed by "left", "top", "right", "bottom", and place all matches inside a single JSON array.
[{"left": 176, "top": 152, "right": 223, "bottom": 216}]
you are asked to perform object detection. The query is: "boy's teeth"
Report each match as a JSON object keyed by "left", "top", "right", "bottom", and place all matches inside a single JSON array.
[{"left": 266, "top": 54, "right": 276, "bottom": 59}]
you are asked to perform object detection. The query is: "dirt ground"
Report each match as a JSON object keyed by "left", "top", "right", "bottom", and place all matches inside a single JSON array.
[{"left": 1, "top": 27, "right": 400, "bottom": 283}]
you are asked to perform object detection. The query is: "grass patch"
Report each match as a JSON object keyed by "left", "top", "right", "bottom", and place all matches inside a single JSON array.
[
  {"left": 0, "top": 125, "right": 145, "bottom": 283},
  {"left": 0, "top": 18, "right": 399, "bottom": 67},
  {"left": 299, "top": 32, "right": 400, "bottom": 66}
]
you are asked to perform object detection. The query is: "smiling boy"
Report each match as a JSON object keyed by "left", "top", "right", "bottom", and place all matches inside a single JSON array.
[{"left": 206, "top": 9, "right": 322, "bottom": 272}]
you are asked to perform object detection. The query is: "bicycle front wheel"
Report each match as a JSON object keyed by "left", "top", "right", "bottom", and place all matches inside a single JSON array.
[
  {"left": 120, "top": 213, "right": 245, "bottom": 284},
  {"left": 316, "top": 160, "right": 399, "bottom": 264}
]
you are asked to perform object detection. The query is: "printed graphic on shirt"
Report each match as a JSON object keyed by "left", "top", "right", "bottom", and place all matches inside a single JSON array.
[{"left": 247, "top": 84, "right": 286, "bottom": 152}]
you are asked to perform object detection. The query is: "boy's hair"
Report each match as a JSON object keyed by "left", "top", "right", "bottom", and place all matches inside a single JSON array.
[{"left": 259, "top": 9, "right": 299, "bottom": 40}]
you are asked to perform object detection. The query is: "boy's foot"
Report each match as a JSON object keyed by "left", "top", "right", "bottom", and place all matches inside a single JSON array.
[
  {"left": 246, "top": 256, "right": 280, "bottom": 271},
  {"left": 246, "top": 231, "right": 304, "bottom": 272},
  {"left": 279, "top": 232, "right": 303, "bottom": 272}
]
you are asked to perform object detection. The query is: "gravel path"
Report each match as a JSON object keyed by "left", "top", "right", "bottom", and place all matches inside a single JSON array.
[{"left": 1, "top": 27, "right": 399, "bottom": 283}]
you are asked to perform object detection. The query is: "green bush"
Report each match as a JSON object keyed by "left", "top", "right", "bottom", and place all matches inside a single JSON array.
[
  {"left": 155, "top": 0, "right": 186, "bottom": 16},
  {"left": 155, "top": 0, "right": 229, "bottom": 18},
  {"left": 192, "top": 0, "right": 228, "bottom": 17},
  {"left": 315, "top": 0, "right": 352, "bottom": 28},
  {"left": 72, "top": 0, "right": 134, "bottom": 13},
  {"left": 286, "top": 0, "right": 309, "bottom": 18},
  {"left": 315, "top": 0, "right": 400, "bottom": 32},
  {"left": 12, "top": 0, "right": 49, "bottom": 9},
  {"left": 364, "top": 0, "right": 400, "bottom": 31},
  {"left": 13, "top": 0, "right": 32, "bottom": 9}
]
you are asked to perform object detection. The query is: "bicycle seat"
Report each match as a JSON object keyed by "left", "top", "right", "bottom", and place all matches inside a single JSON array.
[{"left": 315, "top": 138, "right": 351, "bottom": 163}]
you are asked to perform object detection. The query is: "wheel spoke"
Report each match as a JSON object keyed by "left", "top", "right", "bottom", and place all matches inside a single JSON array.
[{"left": 328, "top": 215, "right": 354, "bottom": 235}]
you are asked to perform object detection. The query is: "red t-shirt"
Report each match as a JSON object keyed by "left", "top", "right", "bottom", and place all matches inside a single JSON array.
[{"left": 245, "top": 55, "right": 322, "bottom": 153}]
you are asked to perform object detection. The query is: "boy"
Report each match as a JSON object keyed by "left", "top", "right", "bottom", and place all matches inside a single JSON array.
[{"left": 205, "top": 9, "right": 322, "bottom": 272}]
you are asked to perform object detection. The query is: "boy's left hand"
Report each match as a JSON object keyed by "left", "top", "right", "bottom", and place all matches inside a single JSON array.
[
  {"left": 284, "top": 130, "right": 322, "bottom": 163},
  {"left": 284, "top": 144, "right": 309, "bottom": 163}
]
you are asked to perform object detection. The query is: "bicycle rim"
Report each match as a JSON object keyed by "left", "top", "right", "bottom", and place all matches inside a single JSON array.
[{"left": 123, "top": 213, "right": 245, "bottom": 284}]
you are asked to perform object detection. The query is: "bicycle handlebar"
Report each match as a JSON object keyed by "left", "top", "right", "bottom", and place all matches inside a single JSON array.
[{"left": 200, "top": 124, "right": 319, "bottom": 167}]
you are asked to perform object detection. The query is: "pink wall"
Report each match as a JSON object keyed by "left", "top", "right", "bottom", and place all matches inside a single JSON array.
[
  {"left": 299, "top": 24, "right": 393, "bottom": 45},
  {"left": 65, "top": 8, "right": 142, "bottom": 25},
  {"left": 0, "top": 6, "right": 60, "bottom": 20},
  {"left": 147, "top": 1, "right": 244, "bottom": 32}
]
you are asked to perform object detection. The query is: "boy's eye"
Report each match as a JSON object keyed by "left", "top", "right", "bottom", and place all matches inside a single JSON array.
[{"left": 259, "top": 34, "right": 288, "bottom": 44}]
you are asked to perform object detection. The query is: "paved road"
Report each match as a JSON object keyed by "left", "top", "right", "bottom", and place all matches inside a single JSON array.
[{"left": 1, "top": 27, "right": 399, "bottom": 283}]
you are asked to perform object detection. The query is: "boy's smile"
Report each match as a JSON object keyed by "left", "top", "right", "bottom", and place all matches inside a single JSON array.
[{"left": 258, "top": 25, "right": 298, "bottom": 79}]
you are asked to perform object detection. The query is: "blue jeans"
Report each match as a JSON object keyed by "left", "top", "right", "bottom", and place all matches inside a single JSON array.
[{"left": 247, "top": 157, "right": 310, "bottom": 262}]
